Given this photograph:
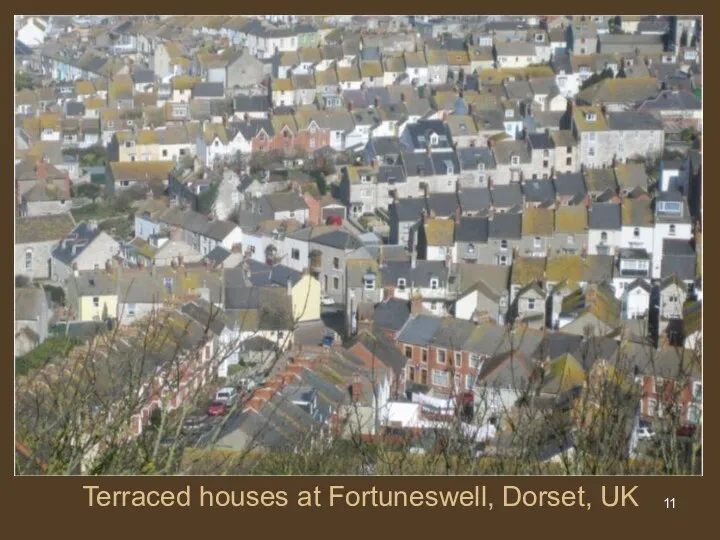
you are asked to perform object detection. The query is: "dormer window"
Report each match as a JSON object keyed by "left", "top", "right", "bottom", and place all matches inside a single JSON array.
[
  {"left": 467, "top": 243, "right": 475, "bottom": 253},
  {"left": 397, "top": 278, "right": 406, "bottom": 291},
  {"left": 633, "top": 227, "right": 641, "bottom": 238},
  {"left": 444, "top": 161, "right": 454, "bottom": 175},
  {"left": 511, "top": 155, "right": 520, "bottom": 166},
  {"left": 585, "top": 112, "right": 597, "bottom": 122},
  {"left": 477, "top": 162, "right": 485, "bottom": 171},
  {"left": 658, "top": 201, "right": 682, "bottom": 215},
  {"left": 360, "top": 174, "right": 371, "bottom": 184},
  {"left": 535, "top": 33, "right": 544, "bottom": 42},
  {"left": 430, "top": 277, "right": 439, "bottom": 290},
  {"left": 430, "top": 133, "right": 439, "bottom": 146},
  {"left": 363, "top": 271, "right": 376, "bottom": 291},
  {"left": 533, "top": 237, "right": 542, "bottom": 249}
]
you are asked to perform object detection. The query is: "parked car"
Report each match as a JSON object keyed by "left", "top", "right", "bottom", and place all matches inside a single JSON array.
[
  {"left": 207, "top": 401, "right": 229, "bottom": 417},
  {"left": 215, "top": 386, "right": 238, "bottom": 404},
  {"left": 321, "top": 295, "right": 336, "bottom": 306},
  {"left": 636, "top": 426, "right": 656, "bottom": 440}
]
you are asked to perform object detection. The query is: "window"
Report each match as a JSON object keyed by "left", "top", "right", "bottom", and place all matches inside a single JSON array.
[
  {"left": 499, "top": 255, "right": 508, "bottom": 266},
  {"left": 162, "top": 149, "right": 168, "bottom": 157},
  {"left": 432, "top": 369, "right": 449, "bottom": 388},
  {"left": 543, "top": 160, "right": 549, "bottom": 168},
  {"left": 430, "top": 278, "right": 439, "bottom": 290},
  {"left": 333, "top": 276, "right": 340, "bottom": 290},
  {"left": 179, "top": 149, "right": 186, "bottom": 156},
  {"left": 692, "top": 382, "right": 702, "bottom": 401},
  {"left": 309, "top": 138, "right": 316, "bottom": 149},
  {"left": 405, "top": 345, "right": 413, "bottom": 359},
  {"left": 600, "top": 231, "right": 608, "bottom": 242},
  {"left": 127, "top": 303, "right": 136, "bottom": 316},
  {"left": 470, "top": 354, "right": 483, "bottom": 369},
  {"left": 633, "top": 227, "right": 641, "bottom": 238},
  {"left": 588, "top": 147, "right": 595, "bottom": 157},
  {"left": 465, "top": 374, "right": 474, "bottom": 390},
  {"left": 93, "top": 297, "right": 100, "bottom": 308},
  {"left": 422, "top": 348, "right": 428, "bottom": 363},
  {"left": 500, "top": 239, "right": 508, "bottom": 250},
  {"left": 437, "top": 349, "right": 446, "bottom": 364},
  {"left": 129, "top": 156, "right": 136, "bottom": 162},
  {"left": 647, "top": 398, "right": 658, "bottom": 417},
  {"left": 291, "top": 248, "right": 300, "bottom": 260},
  {"left": 333, "top": 257, "right": 340, "bottom": 270},
  {"left": 454, "top": 352, "right": 462, "bottom": 368},
  {"left": 510, "top": 155, "right": 520, "bottom": 166},
  {"left": 567, "top": 234, "right": 575, "bottom": 244},
  {"left": 668, "top": 295, "right": 678, "bottom": 303},
  {"left": 566, "top": 157, "right": 572, "bottom": 166},
  {"left": 363, "top": 276, "right": 375, "bottom": 291},
  {"left": 125, "top": 141, "right": 133, "bottom": 148},
  {"left": 24, "top": 249, "right": 32, "bottom": 271},
  {"left": 533, "top": 237, "right": 542, "bottom": 249},
  {"left": 527, "top": 298, "right": 536, "bottom": 310},
  {"left": 397, "top": 278, "right": 406, "bottom": 291},
  {"left": 688, "top": 404, "right": 701, "bottom": 425},
  {"left": 669, "top": 224, "right": 676, "bottom": 236},
  {"left": 467, "top": 243, "right": 475, "bottom": 254}
]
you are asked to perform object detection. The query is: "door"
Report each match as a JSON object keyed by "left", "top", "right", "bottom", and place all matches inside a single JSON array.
[
  {"left": 420, "top": 369, "right": 428, "bottom": 385},
  {"left": 408, "top": 366, "right": 415, "bottom": 383}
]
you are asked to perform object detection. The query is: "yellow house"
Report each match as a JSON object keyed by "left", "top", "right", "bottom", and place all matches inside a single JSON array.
[
  {"left": 66, "top": 271, "right": 119, "bottom": 322},
  {"left": 291, "top": 272, "right": 321, "bottom": 323}
]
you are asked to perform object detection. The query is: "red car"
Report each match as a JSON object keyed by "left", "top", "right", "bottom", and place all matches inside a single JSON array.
[{"left": 207, "top": 400, "right": 229, "bottom": 417}]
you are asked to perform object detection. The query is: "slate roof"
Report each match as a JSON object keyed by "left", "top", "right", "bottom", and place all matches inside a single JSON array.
[
  {"left": 527, "top": 132, "right": 554, "bottom": 150},
  {"left": 553, "top": 172, "right": 587, "bottom": 199},
  {"left": 488, "top": 212, "right": 522, "bottom": 239},
  {"left": 392, "top": 198, "right": 427, "bottom": 222},
  {"left": 456, "top": 216, "right": 489, "bottom": 242},
  {"left": 457, "top": 147, "right": 497, "bottom": 171},
  {"left": 606, "top": 111, "right": 664, "bottom": 131},
  {"left": 380, "top": 260, "right": 448, "bottom": 289},
  {"left": 491, "top": 184, "right": 524, "bottom": 208},
  {"left": 51, "top": 223, "right": 107, "bottom": 265},
  {"left": 522, "top": 179, "right": 556, "bottom": 204},
  {"left": 373, "top": 298, "right": 411, "bottom": 333},
  {"left": 192, "top": 82, "right": 225, "bottom": 98},
  {"left": 312, "top": 229, "right": 363, "bottom": 251},
  {"left": 426, "top": 193, "right": 460, "bottom": 217},
  {"left": 459, "top": 187, "right": 492, "bottom": 214},
  {"left": 588, "top": 203, "right": 622, "bottom": 230},
  {"left": 396, "top": 315, "right": 443, "bottom": 347},
  {"left": 661, "top": 240, "right": 696, "bottom": 281}
]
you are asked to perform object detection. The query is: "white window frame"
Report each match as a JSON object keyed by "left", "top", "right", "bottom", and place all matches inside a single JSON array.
[
  {"left": 437, "top": 348, "right": 447, "bottom": 365},
  {"left": 397, "top": 278, "right": 406, "bottom": 291},
  {"left": 432, "top": 368, "right": 450, "bottom": 388},
  {"left": 429, "top": 277, "right": 439, "bottom": 290},
  {"left": 24, "top": 249, "right": 33, "bottom": 271},
  {"left": 93, "top": 297, "right": 100, "bottom": 308}
]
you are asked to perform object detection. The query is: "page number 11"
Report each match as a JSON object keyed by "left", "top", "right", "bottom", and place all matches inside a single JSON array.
[{"left": 665, "top": 498, "right": 675, "bottom": 509}]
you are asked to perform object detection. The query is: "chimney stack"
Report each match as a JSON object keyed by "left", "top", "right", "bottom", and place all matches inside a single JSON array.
[{"left": 410, "top": 292, "right": 423, "bottom": 315}]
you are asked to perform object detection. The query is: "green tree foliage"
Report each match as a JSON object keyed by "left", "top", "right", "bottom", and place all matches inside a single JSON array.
[
  {"left": 16, "top": 71, "right": 34, "bottom": 91},
  {"left": 73, "top": 183, "right": 103, "bottom": 202}
]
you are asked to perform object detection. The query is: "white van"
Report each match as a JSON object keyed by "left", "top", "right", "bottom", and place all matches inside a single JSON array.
[{"left": 215, "top": 387, "right": 238, "bottom": 404}]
